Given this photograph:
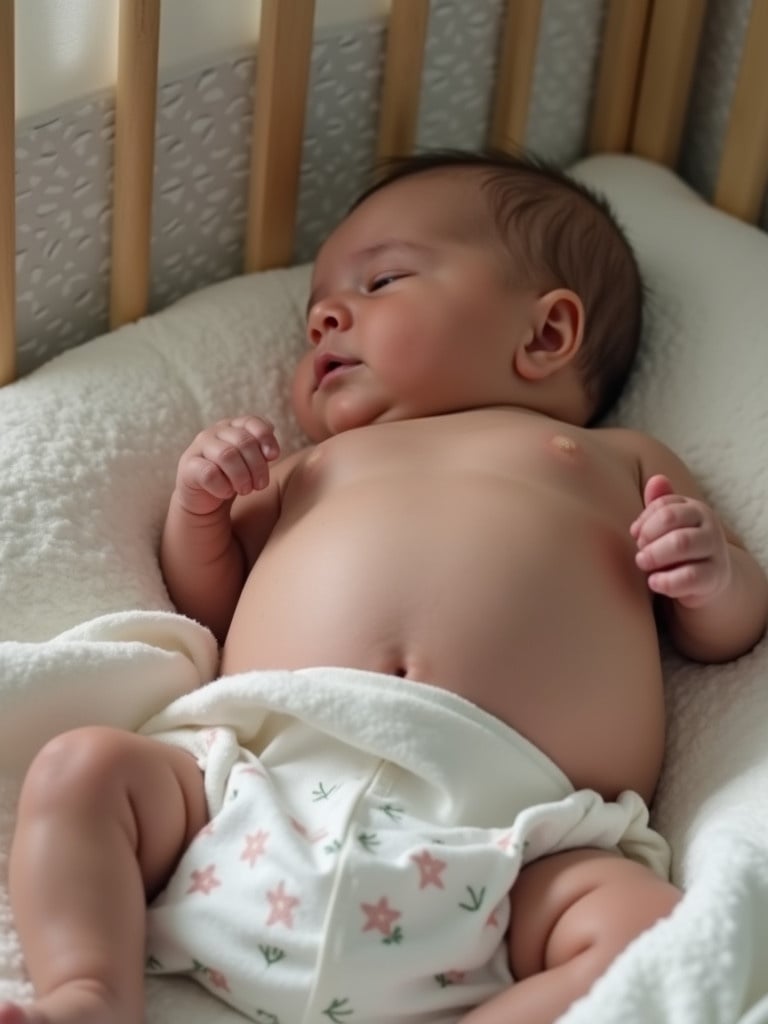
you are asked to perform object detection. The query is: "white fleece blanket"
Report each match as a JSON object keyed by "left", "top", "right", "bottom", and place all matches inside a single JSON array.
[{"left": 1, "top": 155, "right": 767, "bottom": 1022}]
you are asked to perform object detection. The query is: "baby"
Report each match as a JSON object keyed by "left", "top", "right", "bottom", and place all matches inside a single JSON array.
[{"left": 4, "top": 151, "right": 768, "bottom": 1024}]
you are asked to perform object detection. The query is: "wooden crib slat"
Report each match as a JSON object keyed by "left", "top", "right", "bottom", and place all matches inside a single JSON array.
[
  {"left": 489, "top": 0, "right": 543, "bottom": 154},
  {"left": 630, "top": 0, "right": 706, "bottom": 167},
  {"left": 0, "top": 0, "right": 15, "bottom": 384},
  {"left": 109, "top": 0, "right": 161, "bottom": 330},
  {"left": 244, "top": 0, "right": 315, "bottom": 273},
  {"left": 713, "top": 0, "right": 768, "bottom": 223},
  {"left": 588, "top": 0, "right": 652, "bottom": 154},
  {"left": 375, "top": 0, "right": 430, "bottom": 163}
]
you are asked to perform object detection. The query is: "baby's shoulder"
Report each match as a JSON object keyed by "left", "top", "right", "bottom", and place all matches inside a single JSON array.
[
  {"left": 593, "top": 425, "right": 653, "bottom": 453},
  {"left": 594, "top": 426, "right": 696, "bottom": 489}
]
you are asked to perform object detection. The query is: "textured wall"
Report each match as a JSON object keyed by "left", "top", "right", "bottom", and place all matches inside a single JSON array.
[{"left": 13, "top": 0, "right": 768, "bottom": 375}]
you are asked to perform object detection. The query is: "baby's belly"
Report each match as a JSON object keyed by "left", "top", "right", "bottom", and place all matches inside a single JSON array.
[{"left": 221, "top": 484, "right": 665, "bottom": 801}]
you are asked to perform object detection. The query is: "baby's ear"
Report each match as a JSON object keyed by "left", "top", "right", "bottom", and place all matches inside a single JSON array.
[{"left": 514, "top": 289, "right": 584, "bottom": 381}]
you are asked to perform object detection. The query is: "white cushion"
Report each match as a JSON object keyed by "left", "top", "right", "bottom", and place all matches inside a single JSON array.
[
  {"left": 0, "top": 265, "right": 311, "bottom": 641},
  {"left": 573, "top": 155, "right": 768, "bottom": 869}
]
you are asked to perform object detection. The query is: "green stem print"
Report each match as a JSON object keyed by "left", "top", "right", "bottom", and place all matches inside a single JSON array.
[
  {"left": 254, "top": 1010, "right": 280, "bottom": 1024},
  {"left": 382, "top": 925, "right": 404, "bottom": 946},
  {"left": 312, "top": 781, "right": 340, "bottom": 801},
  {"left": 258, "top": 944, "right": 287, "bottom": 967},
  {"left": 378, "top": 803, "right": 405, "bottom": 821},
  {"left": 357, "top": 831, "right": 381, "bottom": 852},
  {"left": 322, "top": 996, "right": 354, "bottom": 1021},
  {"left": 458, "top": 885, "right": 486, "bottom": 912}
]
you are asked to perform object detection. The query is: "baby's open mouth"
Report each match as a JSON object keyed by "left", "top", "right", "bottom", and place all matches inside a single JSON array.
[{"left": 314, "top": 353, "right": 361, "bottom": 386}]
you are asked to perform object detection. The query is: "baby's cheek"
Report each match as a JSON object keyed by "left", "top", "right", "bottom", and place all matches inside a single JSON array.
[{"left": 290, "top": 354, "right": 327, "bottom": 442}]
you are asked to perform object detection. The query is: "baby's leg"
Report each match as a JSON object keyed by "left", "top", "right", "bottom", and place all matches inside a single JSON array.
[
  {"left": 461, "top": 847, "right": 680, "bottom": 1024},
  {"left": 0, "top": 726, "right": 207, "bottom": 1024}
]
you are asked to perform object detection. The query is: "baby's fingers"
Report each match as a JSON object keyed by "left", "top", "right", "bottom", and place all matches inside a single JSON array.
[
  {"left": 632, "top": 499, "right": 702, "bottom": 548},
  {"left": 646, "top": 563, "right": 708, "bottom": 600},
  {"left": 233, "top": 415, "right": 281, "bottom": 463},
  {"left": 185, "top": 453, "right": 239, "bottom": 501},
  {"left": 202, "top": 424, "right": 272, "bottom": 494},
  {"left": 635, "top": 527, "right": 710, "bottom": 572}
]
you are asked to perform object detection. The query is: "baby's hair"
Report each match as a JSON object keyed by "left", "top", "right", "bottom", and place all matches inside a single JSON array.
[{"left": 353, "top": 149, "right": 644, "bottom": 423}]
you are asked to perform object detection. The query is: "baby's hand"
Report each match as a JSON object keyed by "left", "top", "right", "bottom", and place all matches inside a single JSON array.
[
  {"left": 630, "top": 474, "right": 731, "bottom": 608},
  {"left": 174, "top": 416, "right": 280, "bottom": 516}
]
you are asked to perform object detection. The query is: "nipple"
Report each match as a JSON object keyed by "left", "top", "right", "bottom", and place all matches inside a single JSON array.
[{"left": 550, "top": 434, "right": 579, "bottom": 455}]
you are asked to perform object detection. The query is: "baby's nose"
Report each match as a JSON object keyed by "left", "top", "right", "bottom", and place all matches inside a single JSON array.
[{"left": 307, "top": 300, "right": 350, "bottom": 344}]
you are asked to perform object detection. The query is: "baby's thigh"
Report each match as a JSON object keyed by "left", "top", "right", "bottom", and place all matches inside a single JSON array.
[
  {"left": 18, "top": 726, "right": 207, "bottom": 893},
  {"left": 507, "top": 847, "right": 680, "bottom": 981}
]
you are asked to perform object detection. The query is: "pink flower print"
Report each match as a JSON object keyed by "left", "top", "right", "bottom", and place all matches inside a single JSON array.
[
  {"left": 496, "top": 832, "right": 515, "bottom": 852},
  {"left": 444, "top": 970, "right": 466, "bottom": 985},
  {"left": 241, "top": 830, "right": 270, "bottom": 867},
  {"left": 187, "top": 864, "right": 221, "bottom": 895},
  {"left": 207, "top": 969, "right": 230, "bottom": 992},
  {"left": 289, "top": 816, "right": 329, "bottom": 845},
  {"left": 361, "top": 897, "right": 402, "bottom": 937},
  {"left": 411, "top": 849, "right": 447, "bottom": 890},
  {"left": 266, "top": 880, "right": 301, "bottom": 928}
]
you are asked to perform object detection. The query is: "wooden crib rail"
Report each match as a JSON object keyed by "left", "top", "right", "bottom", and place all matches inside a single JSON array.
[
  {"left": 244, "top": 0, "right": 315, "bottom": 273},
  {"left": 490, "top": 0, "right": 542, "bottom": 154},
  {"left": 589, "top": 0, "right": 652, "bottom": 153},
  {"left": 110, "top": 0, "right": 161, "bottom": 331},
  {"left": 630, "top": 0, "right": 706, "bottom": 167},
  {"left": 376, "top": 0, "right": 430, "bottom": 164},
  {"left": 0, "top": 0, "right": 15, "bottom": 386}
]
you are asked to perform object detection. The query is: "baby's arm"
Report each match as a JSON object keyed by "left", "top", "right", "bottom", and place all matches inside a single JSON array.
[
  {"left": 629, "top": 434, "right": 768, "bottom": 662},
  {"left": 161, "top": 416, "right": 290, "bottom": 643}
]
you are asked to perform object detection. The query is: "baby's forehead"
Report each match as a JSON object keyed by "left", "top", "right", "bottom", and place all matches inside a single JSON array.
[
  {"left": 355, "top": 167, "right": 491, "bottom": 228},
  {"left": 317, "top": 169, "right": 497, "bottom": 264}
]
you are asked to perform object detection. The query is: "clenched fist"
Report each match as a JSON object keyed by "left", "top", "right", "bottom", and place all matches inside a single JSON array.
[
  {"left": 631, "top": 474, "right": 731, "bottom": 609},
  {"left": 173, "top": 416, "right": 281, "bottom": 516}
]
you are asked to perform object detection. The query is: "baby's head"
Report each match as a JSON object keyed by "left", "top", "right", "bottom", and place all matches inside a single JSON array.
[{"left": 295, "top": 150, "right": 642, "bottom": 439}]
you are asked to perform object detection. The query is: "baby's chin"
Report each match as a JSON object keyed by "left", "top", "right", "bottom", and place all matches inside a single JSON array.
[
  {"left": 297, "top": 410, "right": 372, "bottom": 442},
  {"left": 291, "top": 387, "right": 391, "bottom": 441}
]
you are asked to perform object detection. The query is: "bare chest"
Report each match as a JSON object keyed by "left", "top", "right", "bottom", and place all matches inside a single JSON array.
[{"left": 223, "top": 415, "right": 665, "bottom": 798}]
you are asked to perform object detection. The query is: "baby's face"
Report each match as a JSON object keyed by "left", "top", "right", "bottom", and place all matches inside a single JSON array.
[{"left": 292, "top": 170, "right": 540, "bottom": 440}]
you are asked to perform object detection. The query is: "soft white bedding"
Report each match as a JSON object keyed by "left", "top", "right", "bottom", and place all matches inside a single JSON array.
[{"left": 1, "top": 154, "right": 767, "bottom": 1022}]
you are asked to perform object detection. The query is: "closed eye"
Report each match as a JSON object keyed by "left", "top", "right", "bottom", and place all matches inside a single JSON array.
[{"left": 368, "top": 273, "right": 410, "bottom": 292}]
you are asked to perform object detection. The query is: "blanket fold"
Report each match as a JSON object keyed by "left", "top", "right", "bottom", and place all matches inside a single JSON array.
[{"left": 0, "top": 611, "right": 217, "bottom": 776}]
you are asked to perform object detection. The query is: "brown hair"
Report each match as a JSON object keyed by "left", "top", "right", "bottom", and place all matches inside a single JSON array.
[{"left": 353, "top": 150, "right": 644, "bottom": 423}]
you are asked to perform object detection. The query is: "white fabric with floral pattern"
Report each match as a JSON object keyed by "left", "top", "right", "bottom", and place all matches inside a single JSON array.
[{"left": 141, "top": 666, "right": 669, "bottom": 1024}]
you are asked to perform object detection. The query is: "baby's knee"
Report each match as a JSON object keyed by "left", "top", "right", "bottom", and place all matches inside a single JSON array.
[
  {"left": 19, "top": 726, "right": 140, "bottom": 815},
  {"left": 544, "top": 853, "right": 681, "bottom": 972},
  {"left": 509, "top": 848, "right": 680, "bottom": 982}
]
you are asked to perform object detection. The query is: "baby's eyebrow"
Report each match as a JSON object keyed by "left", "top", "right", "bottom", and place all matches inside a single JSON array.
[{"left": 306, "top": 239, "right": 431, "bottom": 316}]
